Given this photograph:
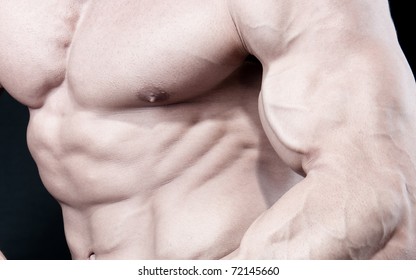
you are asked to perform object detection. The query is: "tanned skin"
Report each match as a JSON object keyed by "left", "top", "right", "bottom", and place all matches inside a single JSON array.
[{"left": 0, "top": 0, "right": 415, "bottom": 259}]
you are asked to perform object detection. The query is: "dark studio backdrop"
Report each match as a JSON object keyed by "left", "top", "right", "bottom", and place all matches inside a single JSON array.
[{"left": 0, "top": 2, "right": 415, "bottom": 260}]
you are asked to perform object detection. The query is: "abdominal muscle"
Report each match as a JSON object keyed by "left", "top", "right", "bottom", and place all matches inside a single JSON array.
[{"left": 26, "top": 70, "right": 302, "bottom": 260}]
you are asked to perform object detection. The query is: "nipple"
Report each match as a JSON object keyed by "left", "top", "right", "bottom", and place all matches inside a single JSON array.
[{"left": 138, "top": 89, "right": 170, "bottom": 103}]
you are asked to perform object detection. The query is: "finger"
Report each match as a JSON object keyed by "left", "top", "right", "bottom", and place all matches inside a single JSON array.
[{"left": 0, "top": 250, "right": 6, "bottom": 260}]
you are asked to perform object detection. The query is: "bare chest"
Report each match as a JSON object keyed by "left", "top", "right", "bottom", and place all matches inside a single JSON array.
[{"left": 0, "top": 0, "right": 244, "bottom": 108}]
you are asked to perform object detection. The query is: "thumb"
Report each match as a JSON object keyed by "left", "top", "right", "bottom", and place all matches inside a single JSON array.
[{"left": 0, "top": 250, "right": 6, "bottom": 260}]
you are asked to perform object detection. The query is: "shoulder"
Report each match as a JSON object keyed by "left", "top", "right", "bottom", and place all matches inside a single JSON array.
[
  {"left": 227, "top": 0, "right": 395, "bottom": 61},
  {"left": 226, "top": 0, "right": 286, "bottom": 55}
]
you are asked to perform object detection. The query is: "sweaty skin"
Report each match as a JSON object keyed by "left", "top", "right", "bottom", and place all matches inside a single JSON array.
[{"left": 0, "top": 0, "right": 415, "bottom": 259}]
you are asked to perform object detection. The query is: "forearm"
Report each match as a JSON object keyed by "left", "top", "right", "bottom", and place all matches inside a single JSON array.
[{"left": 234, "top": 166, "right": 405, "bottom": 259}]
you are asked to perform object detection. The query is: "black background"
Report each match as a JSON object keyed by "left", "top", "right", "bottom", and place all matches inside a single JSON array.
[{"left": 0, "top": 2, "right": 415, "bottom": 260}]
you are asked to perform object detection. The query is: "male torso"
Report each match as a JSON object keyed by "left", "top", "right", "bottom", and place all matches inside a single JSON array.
[{"left": 0, "top": 0, "right": 302, "bottom": 259}]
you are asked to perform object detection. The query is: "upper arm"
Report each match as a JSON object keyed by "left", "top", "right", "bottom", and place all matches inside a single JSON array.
[
  {"left": 227, "top": 1, "right": 416, "bottom": 258},
  {"left": 229, "top": 0, "right": 416, "bottom": 177}
]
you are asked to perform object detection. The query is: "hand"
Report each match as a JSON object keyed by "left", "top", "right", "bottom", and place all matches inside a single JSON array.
[{"left": 0, "top": 250, "right": 6, "bottom": 260}]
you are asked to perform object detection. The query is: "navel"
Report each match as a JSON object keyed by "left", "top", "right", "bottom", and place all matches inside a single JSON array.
[{"left": 137, "top": 89, "right": 170, "bottom": 103}]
